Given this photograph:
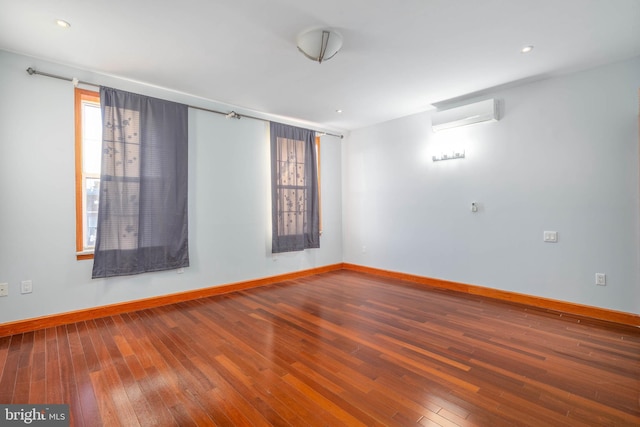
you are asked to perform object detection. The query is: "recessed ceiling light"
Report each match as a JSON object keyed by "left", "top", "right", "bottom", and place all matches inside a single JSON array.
[
  {"left": 521, "top": 45, "right": 534, "bottom": 54},
  {"left": 335, "top": 109, "right": 343, "bottom": 114},
  {"left": 56, "top": 19, "right": 71, "bottom": 28}
]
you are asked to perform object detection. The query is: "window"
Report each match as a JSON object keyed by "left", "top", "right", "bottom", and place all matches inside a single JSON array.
[
  {"left": 74, "top": 88, "right": 101, "bottom": 259},
  {"left": 91, "top": 87, "right": 189, "bottom": 278},
  {"left": 270, "top": 122, "right": 320, "bottom": 253}
]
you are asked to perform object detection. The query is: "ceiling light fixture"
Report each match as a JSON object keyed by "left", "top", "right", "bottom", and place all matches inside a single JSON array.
[
  {"left": 297, "top": 29, "right": 343, "bottom": 64},
  {"left": 56, "top": 19, "right": 71, "bottom": 28},
  {"left": 521, "top": 45, "right": 534, "bottom": 54},
  {"left": 335, "top": 109, "right": 343, "bottom": 114}
]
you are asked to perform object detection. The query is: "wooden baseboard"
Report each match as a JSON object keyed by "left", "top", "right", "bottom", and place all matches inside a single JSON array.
[
  {"left": 1, "top": 262, "right": 637, "bottom": 337},
  {"left": 342, "top": 263, "right": 640, "bottom": 327},
  {"left": 0, "top": 263, "right": 343, "bottom": 337}
]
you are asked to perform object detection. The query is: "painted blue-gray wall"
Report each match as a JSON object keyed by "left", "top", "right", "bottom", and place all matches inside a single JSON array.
[
  {"left": 0, "top": 50, "right": 343, "bottom": 323},
  {"left": 342, "top": 56, "right": 640, "bottom": 314}
]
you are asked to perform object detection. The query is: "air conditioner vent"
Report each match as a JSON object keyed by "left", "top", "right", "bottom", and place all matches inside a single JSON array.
[{"left": 431, "top": 99, "right": 498, "bottom": 132}]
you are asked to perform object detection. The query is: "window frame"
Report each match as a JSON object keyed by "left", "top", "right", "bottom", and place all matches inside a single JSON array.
[
  {"left": 273, "top": 135, "right": 322, "bottom": 237},
  {"left": 74, "top": 88, "right": 101, "bottom": 260},
  {"left": 315, "top": 135, "right": 322, "bottom": 234},
  {"left": 274, "top": 136, "right": 311, "bottom": 239}
]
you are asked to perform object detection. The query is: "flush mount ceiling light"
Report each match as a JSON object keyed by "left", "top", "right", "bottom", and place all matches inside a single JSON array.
[{"left": 297, "top": 29, "right": 343, "bottom": 64}]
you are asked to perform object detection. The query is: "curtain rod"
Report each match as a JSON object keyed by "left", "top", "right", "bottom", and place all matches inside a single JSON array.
[{"left": 26, "top": 67, "right": 344, "bottom": 139}]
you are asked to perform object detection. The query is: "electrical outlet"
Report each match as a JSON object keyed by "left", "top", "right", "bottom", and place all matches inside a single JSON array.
[
  {"left": 0, "top": 283, "right": 8, "bottom": 297},
  {"left": 595, "top": 273, "right": 606, "bottom": 286},
  {"left": 21, "top": 280, "right": 33, "bottom": 294}
]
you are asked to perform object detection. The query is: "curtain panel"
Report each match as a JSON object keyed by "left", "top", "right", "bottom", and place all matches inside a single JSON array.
[
  {"left": 270, "top": 122, "right": 320, "bottom": 253},
  {"left": 92, "top": 87, "right": 189, "bottom": 278}
]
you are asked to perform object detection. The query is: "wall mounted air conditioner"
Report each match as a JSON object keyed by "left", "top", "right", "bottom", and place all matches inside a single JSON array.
[{"left": 431, "top": 99, "right": 498, "bottom": 132}]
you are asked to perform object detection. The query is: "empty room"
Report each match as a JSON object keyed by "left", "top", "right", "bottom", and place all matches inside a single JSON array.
[{"left": 0, "top": 0, "right": 639, "bottom": 426}]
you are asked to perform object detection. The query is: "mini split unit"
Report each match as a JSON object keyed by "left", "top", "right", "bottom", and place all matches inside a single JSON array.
[{"left": 431, "top": 99, "right": 499, "bottom": 132}]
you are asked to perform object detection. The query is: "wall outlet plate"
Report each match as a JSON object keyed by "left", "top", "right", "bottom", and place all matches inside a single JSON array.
[
  {"left": 595, "top": 273, "right": 606, "bottom": 286},
  {"left": 0, "top": 283, "right": 8, "bottom": 297},
  {"left": 21, "top": 280, "right": 33, "bottom": 294}
]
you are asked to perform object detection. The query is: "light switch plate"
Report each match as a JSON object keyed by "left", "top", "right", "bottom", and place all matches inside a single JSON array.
[
  {"left": 543, "top": 231, "right": 558, "bottom": 243},
  {"left": 0, "top": 283, "right": 8, "bottom": 297}
]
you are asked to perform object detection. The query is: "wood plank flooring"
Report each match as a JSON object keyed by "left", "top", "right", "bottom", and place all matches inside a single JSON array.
[{"left": 0, "top": 270, "right": 638, "bottom": 426}]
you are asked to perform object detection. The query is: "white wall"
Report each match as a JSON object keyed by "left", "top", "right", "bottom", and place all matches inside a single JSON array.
[
  {"left": 343, "top": 56, "right": 640, "bottom": 314},
  {"left": 0, "top": 50, "right": 343, "bottom": 324},
  {"left": 2, "top": 49, "right": 638, "bottom": 323}
]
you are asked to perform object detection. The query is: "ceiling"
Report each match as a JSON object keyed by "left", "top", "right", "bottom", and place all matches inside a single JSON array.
[{"left": 1, "top": 0, "right": 639, "bottom": 132}]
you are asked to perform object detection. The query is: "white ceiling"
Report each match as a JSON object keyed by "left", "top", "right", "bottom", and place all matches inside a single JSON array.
[{"left": 1, "top": 0, "right": 639, "bottom": 132}]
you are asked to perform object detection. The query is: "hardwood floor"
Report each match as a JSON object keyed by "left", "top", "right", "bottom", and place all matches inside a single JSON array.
[{"left": 0, "top": 270, "right": 638, "bottom": 426}]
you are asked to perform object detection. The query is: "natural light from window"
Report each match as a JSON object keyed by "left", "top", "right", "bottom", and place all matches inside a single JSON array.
[{"left": 75, "top": 89, "right": 101, "bottom": 257}]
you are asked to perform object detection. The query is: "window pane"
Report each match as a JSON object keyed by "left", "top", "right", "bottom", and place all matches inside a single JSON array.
[
  {"left": 85, "top": 178, "right": 100, "bottom": 248},
  {"left": 82, "top": 102, "right": 102, "bottom": 175},
  {"left": 277, "top": 187, "right": 308, "bottom": 236}
]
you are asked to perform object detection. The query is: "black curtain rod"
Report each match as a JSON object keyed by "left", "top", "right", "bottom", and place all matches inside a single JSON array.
[{"left": 26, "top": 67, "right": 343, "bottom": 139}]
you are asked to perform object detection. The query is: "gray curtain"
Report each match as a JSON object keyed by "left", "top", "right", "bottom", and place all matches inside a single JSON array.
[
  {"left": 270, "top": 122, "right": 319, "bottom": 253},
  {"left": 92, "top": 87, "right": 189, "bottom": 278}
]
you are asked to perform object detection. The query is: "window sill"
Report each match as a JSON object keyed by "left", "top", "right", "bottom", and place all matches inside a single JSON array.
[{"left": 76, "top": 251, "right": 94, "bottom": 261}]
